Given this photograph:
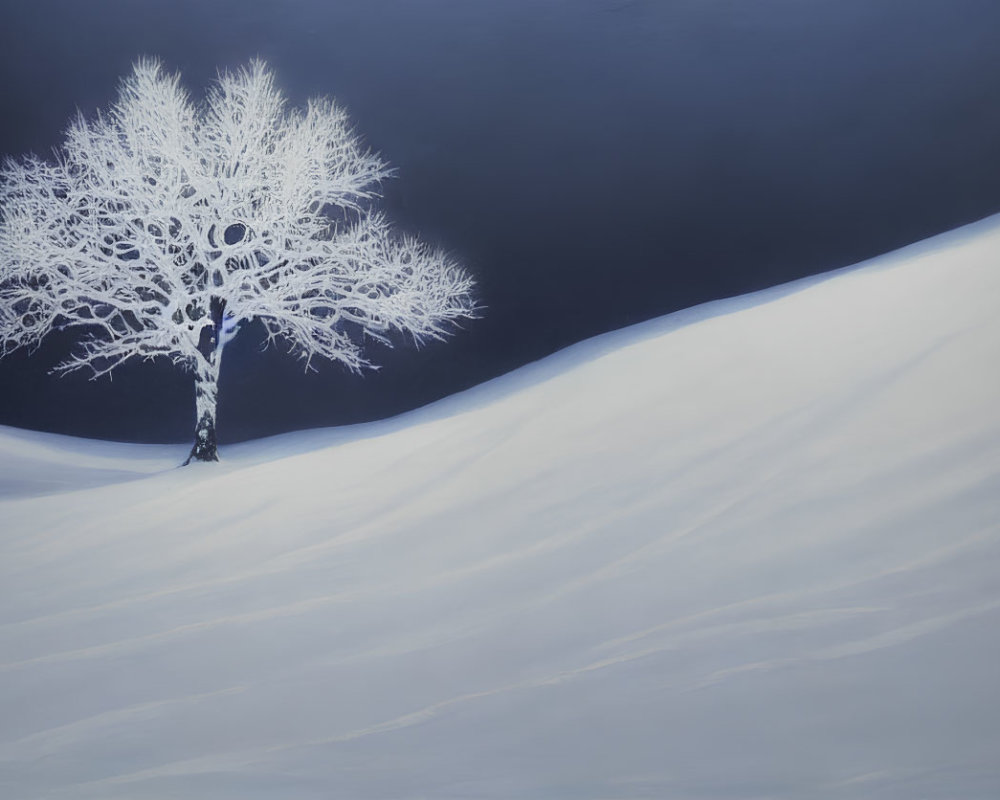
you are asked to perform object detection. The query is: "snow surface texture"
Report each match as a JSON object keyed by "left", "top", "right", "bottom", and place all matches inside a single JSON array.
[{"left": 2, "top": 216, "right": 999, "bottom": 799}]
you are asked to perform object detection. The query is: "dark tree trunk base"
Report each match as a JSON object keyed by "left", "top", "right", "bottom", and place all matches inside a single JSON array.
[
  {"left": 183, "top": 411, "right": 219, "bottom": 465},
  {"left": 185, "top": 300, "right": 226, "bottom": 466}
]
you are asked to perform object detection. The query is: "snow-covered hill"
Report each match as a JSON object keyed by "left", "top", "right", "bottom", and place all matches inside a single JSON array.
[{"left": 2, "top": 216, "right": 999, "bottom": 799}]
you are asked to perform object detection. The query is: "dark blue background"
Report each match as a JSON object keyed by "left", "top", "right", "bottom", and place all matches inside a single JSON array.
[{"left": 2, "top": 0, "right": 1000, "bottom": 443}]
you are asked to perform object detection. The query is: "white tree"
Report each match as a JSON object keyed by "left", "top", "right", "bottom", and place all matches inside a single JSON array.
[{"left": 0, "top": 59, "right": 476, "bottom": 463}]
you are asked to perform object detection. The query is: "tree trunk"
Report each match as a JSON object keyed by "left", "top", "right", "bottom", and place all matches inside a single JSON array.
[
  {"left": 184, "top": 297, "right": 227, "bottom": 465},
  {"left": 184, "top": 352, "right": 221, "bottom": 464}
]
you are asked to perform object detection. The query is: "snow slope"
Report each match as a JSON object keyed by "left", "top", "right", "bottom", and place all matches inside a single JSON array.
[{"left": 1, "top": 216, "right": 999, "bottom": 799}]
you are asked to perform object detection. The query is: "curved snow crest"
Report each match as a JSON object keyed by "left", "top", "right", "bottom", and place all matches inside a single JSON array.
[
  {"left": 6, "top": 211, "right": 1000, "bottom": 480},
  {"left": 0, "top": 214, "right": 999, "bottom": 798}
]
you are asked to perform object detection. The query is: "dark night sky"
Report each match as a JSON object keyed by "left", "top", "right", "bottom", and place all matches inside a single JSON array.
[{"left": 2, "top": 0, "right": 1000, "bottom": 444}]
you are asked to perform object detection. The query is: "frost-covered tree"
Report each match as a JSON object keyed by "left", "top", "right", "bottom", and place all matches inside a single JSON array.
[{"left": 0, "top": 59, "right": 476, "bottom": 463}]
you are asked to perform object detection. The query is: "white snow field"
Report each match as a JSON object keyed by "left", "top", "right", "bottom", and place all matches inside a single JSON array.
[{"left": 2, "top": 216, "right": 1000, "bottom": 800}]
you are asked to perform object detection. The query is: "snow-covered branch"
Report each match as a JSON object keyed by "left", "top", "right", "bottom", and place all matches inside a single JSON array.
[{"left": 0, "top": 58, "right": 477, "bottom": 461}]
